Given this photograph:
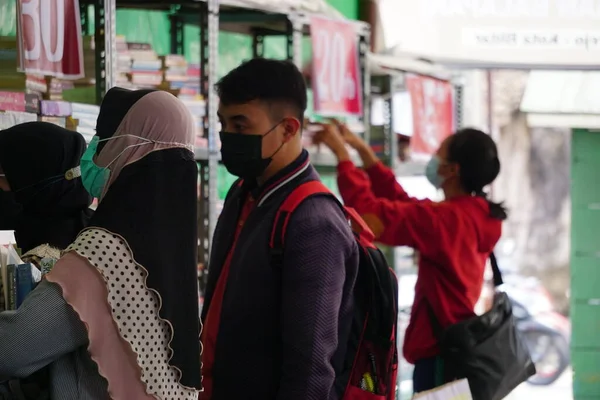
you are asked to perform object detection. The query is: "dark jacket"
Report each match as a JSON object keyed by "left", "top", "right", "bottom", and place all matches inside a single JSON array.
[{"left": 202, "top": 150, "right": 359, "bottom": 400}]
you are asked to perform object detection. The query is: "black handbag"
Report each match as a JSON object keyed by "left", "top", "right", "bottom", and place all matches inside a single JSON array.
[{"left": 429, "top": 253, "right": 536, "bottom": 400}]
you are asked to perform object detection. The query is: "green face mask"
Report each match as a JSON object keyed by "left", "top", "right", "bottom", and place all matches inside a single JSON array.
[
  {"left": 80, "top": 134, "right": 187, "bottom": 199},
  {"left": 80, "top": 136, "right": 110, "bottom": 199}
]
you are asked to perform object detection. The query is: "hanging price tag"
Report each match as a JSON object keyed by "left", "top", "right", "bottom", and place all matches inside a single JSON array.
[
  {"left": 310, "top": 16, "right": 363, "bottom": 117},
  {"left": 405, "top": 75, "right": 454, "bottom": 158},
  {"left": 16, "top": 0, "right": 84, "bottom": 79}
]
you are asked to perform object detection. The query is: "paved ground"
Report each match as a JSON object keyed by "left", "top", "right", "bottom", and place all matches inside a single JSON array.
[
  {"left": 506, "top": 369, "right": 572, "bottom": 400},
  {"left": 397, "top": 368, "right": 572, "bottom": 399}
]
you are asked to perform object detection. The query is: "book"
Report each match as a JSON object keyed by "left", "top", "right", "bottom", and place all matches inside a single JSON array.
[
  {"left": 1, "top": 244, "right": 24, "bottom": 310},
  {"left": 6, "top": 264, "right": 16, "bottom": 310},
  {"left": 0, "top": 246, "right": 8, "bottom": 310},
  {"left": 16, "top": 263, "right": 33, "bottom": 308}
]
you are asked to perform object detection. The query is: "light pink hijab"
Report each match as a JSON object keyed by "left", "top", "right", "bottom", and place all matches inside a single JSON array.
[
  {"left": 47, "top": 90, "right": 198, "bottom": 400},
  {"left": 94, "top": 90, "right": 195, "bottom": 200}
]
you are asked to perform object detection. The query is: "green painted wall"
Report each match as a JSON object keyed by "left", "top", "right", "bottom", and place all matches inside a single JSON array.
[
  {"left": 570, "top": 128, "right": 600, "bottom": 400},
  {"left": 0, "top": 0, "right": 16, "bottom": 36},
  {"left": 327, "top": 0, "right": 359, "bottom": 19}
]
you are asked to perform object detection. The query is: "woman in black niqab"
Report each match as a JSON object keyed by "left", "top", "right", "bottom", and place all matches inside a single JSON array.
[{"left": 0, "top": 122, "right": 92, "bottom": 253}]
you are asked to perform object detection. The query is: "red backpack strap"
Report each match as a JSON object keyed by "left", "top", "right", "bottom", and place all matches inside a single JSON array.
[
  {"left": 270, "top": 181, "right": 335, "bottom": 266},
  {"left": 343, "top": 206, "right": 376, "bottom": 244}
]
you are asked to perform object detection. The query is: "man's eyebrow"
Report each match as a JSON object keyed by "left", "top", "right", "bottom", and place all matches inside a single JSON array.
[{"left": 229, "top": 114, "right": 250, "bottom": 123}]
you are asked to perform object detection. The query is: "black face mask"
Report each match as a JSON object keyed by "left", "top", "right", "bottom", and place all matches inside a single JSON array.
[{"left": 219, "top": 122, "right": 283, "bottom": 180}]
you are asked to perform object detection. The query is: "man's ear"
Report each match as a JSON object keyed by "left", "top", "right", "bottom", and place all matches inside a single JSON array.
[{"left": 282, "top": 117, "right": 301, "bottom": 142}]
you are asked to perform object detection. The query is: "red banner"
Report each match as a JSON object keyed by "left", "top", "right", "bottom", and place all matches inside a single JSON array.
[
  {"left": 310, "top": 16, "right": 363, "bottom": 117},
  {"left": 405, "top": 75, "right": 454, "bottom": 158},
  {"left": 16, "top": 0, "right": 84, "bottom": 79}
]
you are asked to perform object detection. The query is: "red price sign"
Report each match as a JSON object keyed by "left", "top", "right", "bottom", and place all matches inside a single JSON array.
[
  {"left": 406, "top": 75, "right": 454, "bottom": 158},
  {"left": 16, "top": 0, "right": 84, "bottom": 79},
  {"left": 310, "top": 16, "right": 363, "bottom": 117}
]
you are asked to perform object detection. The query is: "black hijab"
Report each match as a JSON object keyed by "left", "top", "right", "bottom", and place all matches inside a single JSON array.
[
  {"left": 0, "top": 122, "right": 92, "bottom": 253},
  {"left": 89, "top": 87, "right": 201, "bottom": 389},
  {"left": 0, "top": 189, "right": 21, "bottom": 230}
]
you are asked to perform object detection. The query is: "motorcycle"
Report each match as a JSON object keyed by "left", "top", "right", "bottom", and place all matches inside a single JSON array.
[{"left": 502, "top": 276, "right": 571, "bottom": 386}]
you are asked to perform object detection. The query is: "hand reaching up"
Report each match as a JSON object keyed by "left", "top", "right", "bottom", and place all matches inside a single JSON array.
[
  {"left": 312, "top": 123, "right": 350, "bottom": 162},
  {"left": 330, "top": 119, "right": 368, "bottom": 151}
]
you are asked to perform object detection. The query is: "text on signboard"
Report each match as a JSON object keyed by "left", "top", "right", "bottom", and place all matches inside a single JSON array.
[
  {"left": 314, "top": 30, "right": 358, "bottom": 105},
  {"left": 20, "top": 0, "right": 65, "bottom": 62},
  {"left": 420, "top": 0, "right": 600, "bottom": 18}
]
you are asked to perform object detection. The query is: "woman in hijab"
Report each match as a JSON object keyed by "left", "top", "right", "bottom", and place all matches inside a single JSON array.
[
  {"left": 0, "top": 122, "right": 92, "bottom": 257},
  {"left": 0, "top": 88, "right": 202, "bottom": 400}
]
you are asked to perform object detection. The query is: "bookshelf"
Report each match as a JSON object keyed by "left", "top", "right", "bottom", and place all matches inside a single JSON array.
[
  {"left": 2, "top": 0, "right": 381, "bottom": 291},
  {"left": 84, "top": 0, "right": 373, "bottom": 273}
]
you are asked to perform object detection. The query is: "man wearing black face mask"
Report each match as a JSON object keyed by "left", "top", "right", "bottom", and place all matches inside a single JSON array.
[{"left": 201, "top": 59, "right": 359, "bottom": 400}]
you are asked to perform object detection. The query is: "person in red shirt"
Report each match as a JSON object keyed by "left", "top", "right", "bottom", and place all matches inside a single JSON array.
[{"left": 314, "top": 122, "right": 506, "bottom": 394}]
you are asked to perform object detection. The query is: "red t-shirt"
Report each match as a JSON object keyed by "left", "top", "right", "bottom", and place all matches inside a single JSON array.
[
  {"left": 200, "top": 195, "right": 255, "bottom": 399},
  {"left": 336, "top": 161, "right": 502, "bottom": 363}
]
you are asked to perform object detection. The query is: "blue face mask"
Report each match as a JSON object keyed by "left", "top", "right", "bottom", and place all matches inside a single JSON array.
[
  {"left": 80, "top": 136, "right": 110, "bottom": 199},
  {"left": 425, "top": 155, "right": 444, "bottom": 189}
]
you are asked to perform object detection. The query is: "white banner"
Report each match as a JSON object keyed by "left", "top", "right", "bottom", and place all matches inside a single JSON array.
[
  {"left": 413, "top": 379, "right": 473, "bottom": 400},
  {"left": 379, "top": 0, "right": 600, "bottom": 67}
]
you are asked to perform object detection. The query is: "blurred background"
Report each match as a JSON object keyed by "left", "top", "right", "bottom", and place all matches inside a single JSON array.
[{"left": 1, "top": 0, "right": 597, "bottom": 398}]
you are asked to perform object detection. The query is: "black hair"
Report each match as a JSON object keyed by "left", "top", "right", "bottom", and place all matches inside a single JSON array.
[
  {"left": 215, "top": 58, "right": 307, "bottom": 123},
  {"left": 447, "top": 128, "right": 508, "bottom": 220}
]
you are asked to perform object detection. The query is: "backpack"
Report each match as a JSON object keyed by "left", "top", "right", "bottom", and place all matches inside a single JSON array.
[{"left": 270, "top": 180, "right": 399, "bottom": 400}]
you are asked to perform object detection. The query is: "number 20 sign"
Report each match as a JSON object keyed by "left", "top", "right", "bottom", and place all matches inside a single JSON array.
[
  {"left": 16, "top": 0, "right": 85, "bottom": 79},
  {"left": 310, "top": 16, "right": 363, "bottom": 117}
]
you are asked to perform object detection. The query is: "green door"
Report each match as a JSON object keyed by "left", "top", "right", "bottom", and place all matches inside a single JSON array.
[{"left": 571, "top": 128, "right": 600, "bottom": 400}]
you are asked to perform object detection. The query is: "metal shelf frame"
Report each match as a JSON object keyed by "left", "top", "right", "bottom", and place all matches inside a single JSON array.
[{"left": 85, "top": 0, "right": 373, "bottom": 267}]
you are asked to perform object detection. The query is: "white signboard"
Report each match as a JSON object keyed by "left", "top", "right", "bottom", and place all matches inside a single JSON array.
[{"left": 379, "top": 0, "right": 600, "bottom": 67}]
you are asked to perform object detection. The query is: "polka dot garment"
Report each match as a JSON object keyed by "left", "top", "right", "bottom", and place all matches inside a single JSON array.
[{"left": 66, "top": 228, "right": 198, "bottom": 400}]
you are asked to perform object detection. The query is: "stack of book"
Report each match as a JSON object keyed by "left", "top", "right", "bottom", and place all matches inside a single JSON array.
[
  {"left": 174, "top": 63, "right": 205, "bottom": 147},
  {"left": 0, "top": 244, "right": 41, "bottom": 312},
  {"left": 161, "top": 54, "right": 188, "bottom": 89},
  {"left": 178, "top": 96, "right": 206, "bottom": 148},
  {"left": 180, "top": 64, "right": 202, "bottom": 96},
  {"left": 39, "top": 100, "right": 71, "bottom": 128},
  {"left": 69, "top": 102, "right": 100, "bottom": 143},
  {"left": 45, "top": 77, "right": 76, "bottom": 101},
  {"left": 116, "top": 35, "right": 132, "bottom": 87},
  {"left": 0, "top": 91, "right": 40, "bottom": 129},
  {"left": 128, "top": 42, "right": 162, "bottom": 88}
]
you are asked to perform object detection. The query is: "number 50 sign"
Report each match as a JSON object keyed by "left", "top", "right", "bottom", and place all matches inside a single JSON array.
[
  {"left": 16, "top": 0, "right": 84, "bottom": 79},
  {"left": 310, "top": 16, "right": 363, "bottom": 117}
]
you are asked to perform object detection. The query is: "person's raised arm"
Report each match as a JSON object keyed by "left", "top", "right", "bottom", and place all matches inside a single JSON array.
[
  {"left": 277, "top": 197, "right": 358, "bottom": 400},
  {"left": 317, "top": 121, "right": 418, "bottom": 202},
  {"left": 0, "top": 279, "right": 89, "bottom": 378},
  {"left": 337, "top": 165, "right": 440, "bottom": 248},
  {"left": 349, "top": 140, "right": 414, "bottom": 202}
]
